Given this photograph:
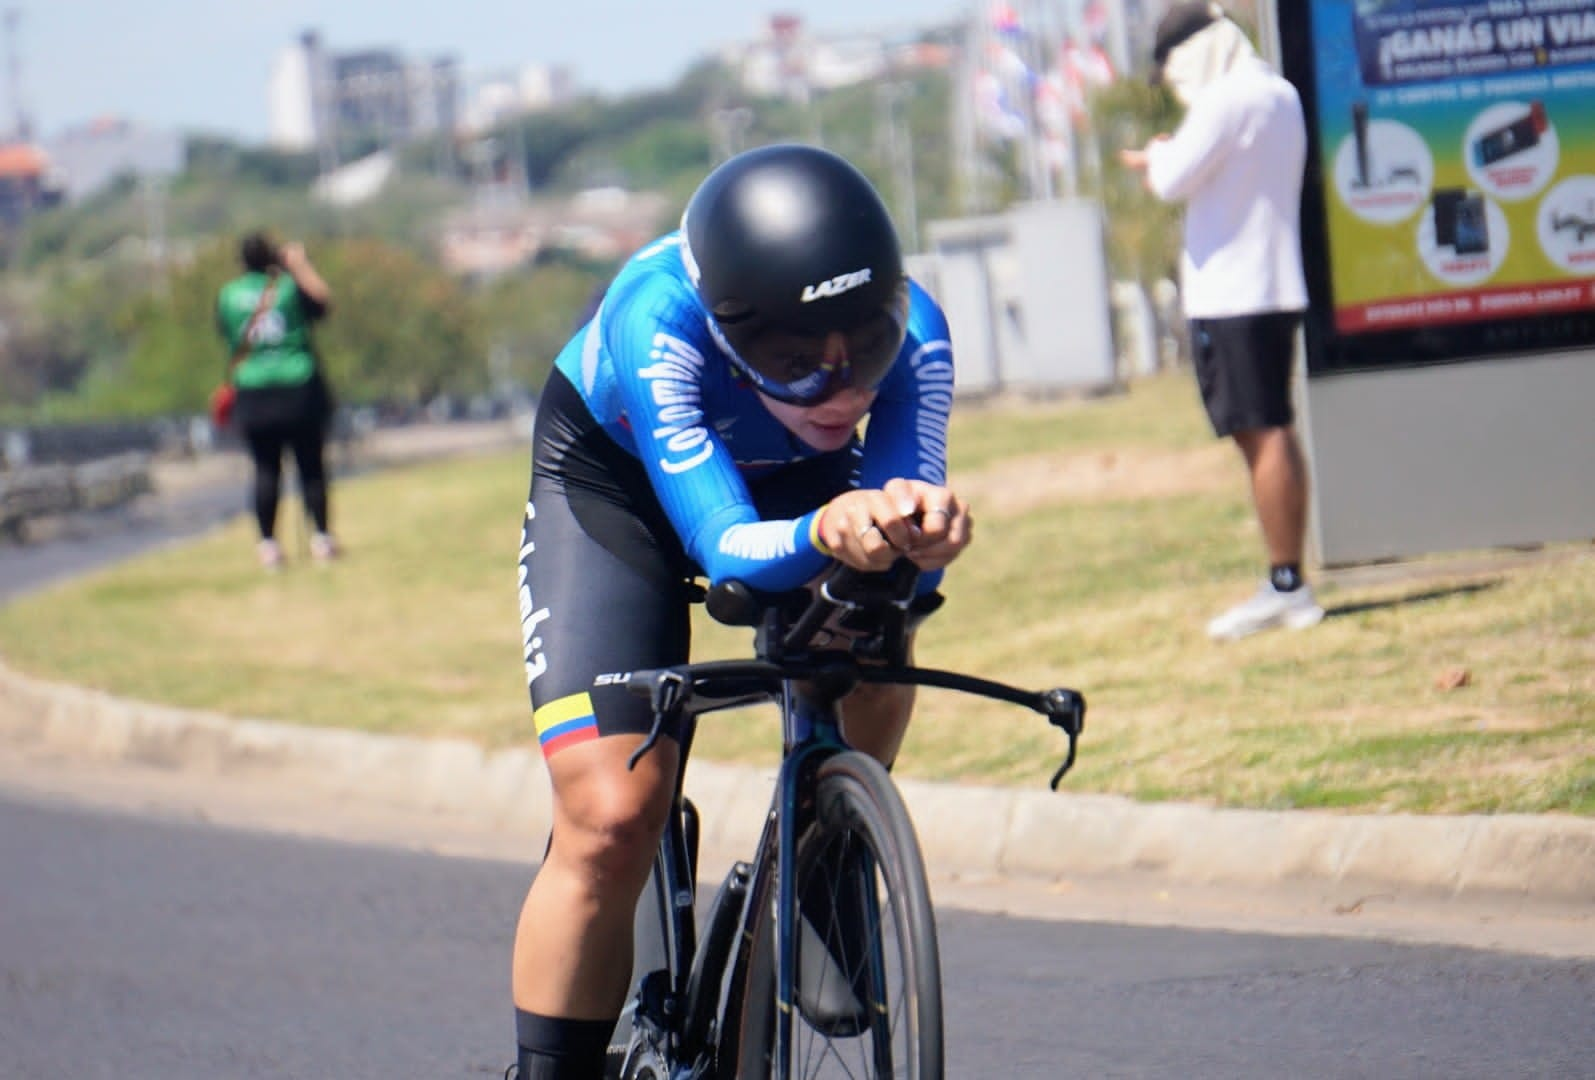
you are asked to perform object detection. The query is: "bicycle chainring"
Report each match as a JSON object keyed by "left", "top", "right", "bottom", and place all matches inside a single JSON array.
[
  {"left": 619, "top": 1041, "right": 717, "bottom": 1080},
  {"left": 615, "top": 1040, "right": 670, "bottom": 1080}
]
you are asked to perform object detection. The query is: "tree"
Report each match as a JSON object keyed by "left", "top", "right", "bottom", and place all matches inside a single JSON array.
[
  {"left": 88, "top": 241, "right": 237, "bottom": 417},
  {"left": 1088, "top": 79, "right": 1186, "bottom": 285},
  {"left": 474, "top": 256, "right": 614, "bottom": 395},
  {"left": 0, "top": 289, "right": 93, "bottom": 412},
  {"left": 89, "top": 236, "right": 488, "bottom": 417},
  {"left": 304, "top": 238, "right": 487, "bottom": 407}
]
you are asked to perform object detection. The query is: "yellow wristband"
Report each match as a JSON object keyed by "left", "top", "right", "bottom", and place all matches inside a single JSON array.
[{"left": 810, "top": 504, "right": 834, "bottom": 557}]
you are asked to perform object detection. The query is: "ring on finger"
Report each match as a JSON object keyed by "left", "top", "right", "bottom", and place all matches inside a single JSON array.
[
  {"left": 924, "top": 505, "right": 952, "bottom": 518},
  {"left": 856, "top": 522, "right": 881, "bottom": 540}
]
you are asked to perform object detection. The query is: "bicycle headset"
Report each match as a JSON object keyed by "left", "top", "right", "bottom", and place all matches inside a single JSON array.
[{"left": 680, "top": 143, "right": 912, "bottom": 406}]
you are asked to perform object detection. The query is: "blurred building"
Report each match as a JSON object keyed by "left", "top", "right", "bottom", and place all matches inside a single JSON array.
[
  {"left": 463, "top": 64, "right": 577, "bottom": 133},
  {"left": 438, "top": 186, "right": 667, "bottom": 279},
  {"left": 42, "top": 116, "right": 183, "bottom": 202},
  {"left": 0, "top": 141, "right": 64, "bottom": 223},
  {"left": 311, "top": 149, "right": 397, "bottom": 207},
  {"left": 268, "top": 31, "right": 461, "bottom": 167},
  {"left": 730, "top": 15, "right": 956, "bottom": 102}
]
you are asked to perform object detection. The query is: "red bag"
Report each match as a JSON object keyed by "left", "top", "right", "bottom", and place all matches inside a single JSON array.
[{"left": 209, "top": 383, "right": 237, "bottom": 428}]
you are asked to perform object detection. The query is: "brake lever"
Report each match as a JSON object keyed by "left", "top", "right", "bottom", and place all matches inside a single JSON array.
[
  {"left": 626, "top": 669, "right": 690, "bottom": 771},
  {"left": 1041, "top": 687, "right": 1086, "bottom": 790}
]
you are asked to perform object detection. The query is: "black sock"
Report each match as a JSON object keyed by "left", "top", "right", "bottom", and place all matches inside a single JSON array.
[
  {"left": 515, "top": 1010, "right": 615, "bottom": 1080},
  {"left": 1270, "top": 564, "right": 1303, "bottom": 592}
]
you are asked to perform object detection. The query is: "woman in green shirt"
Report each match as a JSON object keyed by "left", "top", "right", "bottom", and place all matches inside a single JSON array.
[{"left": 216, "top": 231, "right": 337, "bottom": 568}]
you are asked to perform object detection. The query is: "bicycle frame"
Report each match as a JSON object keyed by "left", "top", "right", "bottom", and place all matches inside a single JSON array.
[
  {"left": 623, "top": 668, "right": 862, "bottom": 1076},
  {"left": 617, "top": 563, "right": 1085, "bottom": 1078}
]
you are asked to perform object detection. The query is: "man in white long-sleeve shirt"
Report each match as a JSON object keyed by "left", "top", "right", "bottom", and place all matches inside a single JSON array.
[{"left": 1120, "top": 1, "right": 1324, "bottom": 641}]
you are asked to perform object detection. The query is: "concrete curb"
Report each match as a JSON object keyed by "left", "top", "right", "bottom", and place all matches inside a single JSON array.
[{"left": 3, "top": 664, "right": 1593, "bottom": 904}]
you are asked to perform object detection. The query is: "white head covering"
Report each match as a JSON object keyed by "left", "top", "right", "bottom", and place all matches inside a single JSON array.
[{"left": 1161, "top": 16, "right": 1256, "bottom": 106}]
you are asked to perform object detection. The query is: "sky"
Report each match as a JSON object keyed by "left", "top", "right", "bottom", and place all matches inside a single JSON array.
[{"left": 19, "top": 0, "right": 974, "bottom": 143}]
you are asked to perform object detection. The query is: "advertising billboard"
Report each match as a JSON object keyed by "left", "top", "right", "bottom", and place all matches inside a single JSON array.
[{"left": 1283, "top": 0, "right": 1595, "bottom": 373}]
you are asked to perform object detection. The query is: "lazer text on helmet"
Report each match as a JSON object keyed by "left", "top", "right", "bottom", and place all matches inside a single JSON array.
[{"left": 800, "top": 268, "right": 872, "bottom": 303}]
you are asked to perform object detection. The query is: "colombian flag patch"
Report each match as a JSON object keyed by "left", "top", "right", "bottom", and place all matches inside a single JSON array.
[{"left": 534, "top": 692, "right": 599, "bottom": 757}]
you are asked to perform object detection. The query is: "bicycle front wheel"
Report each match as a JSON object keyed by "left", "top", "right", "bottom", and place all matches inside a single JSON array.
[{"left": 729, "top": 750, "right": 944, "bottom": 1079}]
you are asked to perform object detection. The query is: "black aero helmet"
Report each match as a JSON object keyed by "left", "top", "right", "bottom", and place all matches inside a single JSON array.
[{"left": 681, "top": 143, "right": 910, "bottom": 405}]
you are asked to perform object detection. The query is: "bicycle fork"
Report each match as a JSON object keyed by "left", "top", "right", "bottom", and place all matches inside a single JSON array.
[{"left": 774, "top": 752, "right": 896, "bottom": 1076}]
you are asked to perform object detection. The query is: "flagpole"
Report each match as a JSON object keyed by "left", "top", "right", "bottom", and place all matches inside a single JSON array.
[
  {"left": 1023, "top": 0, "right": 1051, "bottom": 200},
  {"left": 954, "top": 6, "right": 982, "bottom": 215}
]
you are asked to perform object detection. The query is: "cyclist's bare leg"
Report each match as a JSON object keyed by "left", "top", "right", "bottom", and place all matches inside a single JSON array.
[
  {"left": 512, "top": 733, "right": 679, "bottom": 1018},
  {"left": 838, "top": 637, "right": 918, "bottom": 767}
]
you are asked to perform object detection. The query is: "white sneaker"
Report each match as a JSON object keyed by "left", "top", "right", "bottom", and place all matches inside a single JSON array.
[
  {"left": 257, "top": 538, "right": 284, "bottom": 571},
  {"left": 1206, "top": 581, "right": 1324, "bottom": 641},
  {"left": 310, "top": 532, "right": 340, "bottom": 563}
]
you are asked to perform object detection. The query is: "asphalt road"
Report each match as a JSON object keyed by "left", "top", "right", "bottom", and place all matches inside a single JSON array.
[
  {"left": 4, "top": 789, "right": 1592, "bottom": 1080},
  {"left": 0, "top": 421, "right": 525, "bottom": 604},
  {"left": 0, "top": 483, "right": 245, "bottom": 603}
]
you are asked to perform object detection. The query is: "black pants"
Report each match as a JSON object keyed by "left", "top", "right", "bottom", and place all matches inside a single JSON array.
[{"left": 237, "top": 384, "right": 331, "bottom": 540}]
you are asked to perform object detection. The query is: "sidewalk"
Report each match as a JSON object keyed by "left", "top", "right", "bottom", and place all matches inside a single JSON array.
[
  {"left": 5, "top": 661, "right": 1593, "bottom": 911},
  {"left": 148, "top": 416, "right": 528, "bottom": 500}
]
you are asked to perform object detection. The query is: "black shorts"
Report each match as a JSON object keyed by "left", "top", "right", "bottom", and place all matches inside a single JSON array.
[
  {"left": 517, "top": 369, "right": 859, "bottom": 758},
  {"left": 1188, "top": 312, "right": 1302, "bottom": 437}
]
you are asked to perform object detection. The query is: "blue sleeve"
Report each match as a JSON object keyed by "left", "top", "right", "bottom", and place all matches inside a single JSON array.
[
  {"left": 856, "top": 281, "right": 956, "bottom": 593},
  {"left": 604, "top": 282, "right": 833, "bottom": 591},
  {"left": 859, "top": 284, "right": 954, "bottom": 490}
]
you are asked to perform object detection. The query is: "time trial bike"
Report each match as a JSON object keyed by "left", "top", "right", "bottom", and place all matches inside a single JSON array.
[{"left": 609, "top": 559, "right": 1085, "bottom": 1079}]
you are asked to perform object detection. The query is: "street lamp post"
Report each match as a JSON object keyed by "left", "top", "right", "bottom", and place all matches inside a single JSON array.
[
  {"left": 877, "top": 80, "right": 920, "bottom": 253},
  {"left": 709, "top": 106, "right": 755, "bottom": 164}
]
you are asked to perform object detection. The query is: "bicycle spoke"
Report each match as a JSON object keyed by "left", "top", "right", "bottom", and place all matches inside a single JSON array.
[
  {"left": 729, "top": 752, "right": 941, "bottom": 1079},
  {"left": 788, "top": 814, "right": 918, "bottom": 1078}
]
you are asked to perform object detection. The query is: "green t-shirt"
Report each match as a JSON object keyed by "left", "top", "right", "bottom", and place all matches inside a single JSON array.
[{"left": 216, "top": 271, "right": 320, "bottom": 390}]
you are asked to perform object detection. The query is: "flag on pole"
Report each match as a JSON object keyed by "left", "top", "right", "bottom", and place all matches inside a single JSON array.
[
  {"left": 1081, "top": 0, "right": 1110, "bottom": 46},
  {"left": 974, "top": 68, "right": 1027, "bottom": 140},
  {"left": 990, "top": 1, "right": 1023, "bottom": 38}
]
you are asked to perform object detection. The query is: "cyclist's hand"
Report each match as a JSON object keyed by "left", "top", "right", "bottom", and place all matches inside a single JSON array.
[
  {"left": 816, "top": 480, "right": 972, "bottom": 573},
  {"left": 817, "top": 488, "right": 911, "bottom": 571},
  {"left": 884, "top": 478, "right": 972, "bottom": 573}
]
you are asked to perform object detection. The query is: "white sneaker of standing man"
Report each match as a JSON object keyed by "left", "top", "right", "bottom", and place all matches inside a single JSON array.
[{"left": 1206, "top": 581, "right": 1324, "bottom": 641}]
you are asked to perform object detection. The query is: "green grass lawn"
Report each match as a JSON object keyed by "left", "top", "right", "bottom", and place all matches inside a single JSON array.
[{"left": 3, "top": 372, "right": 1590, "bottom": 814}]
